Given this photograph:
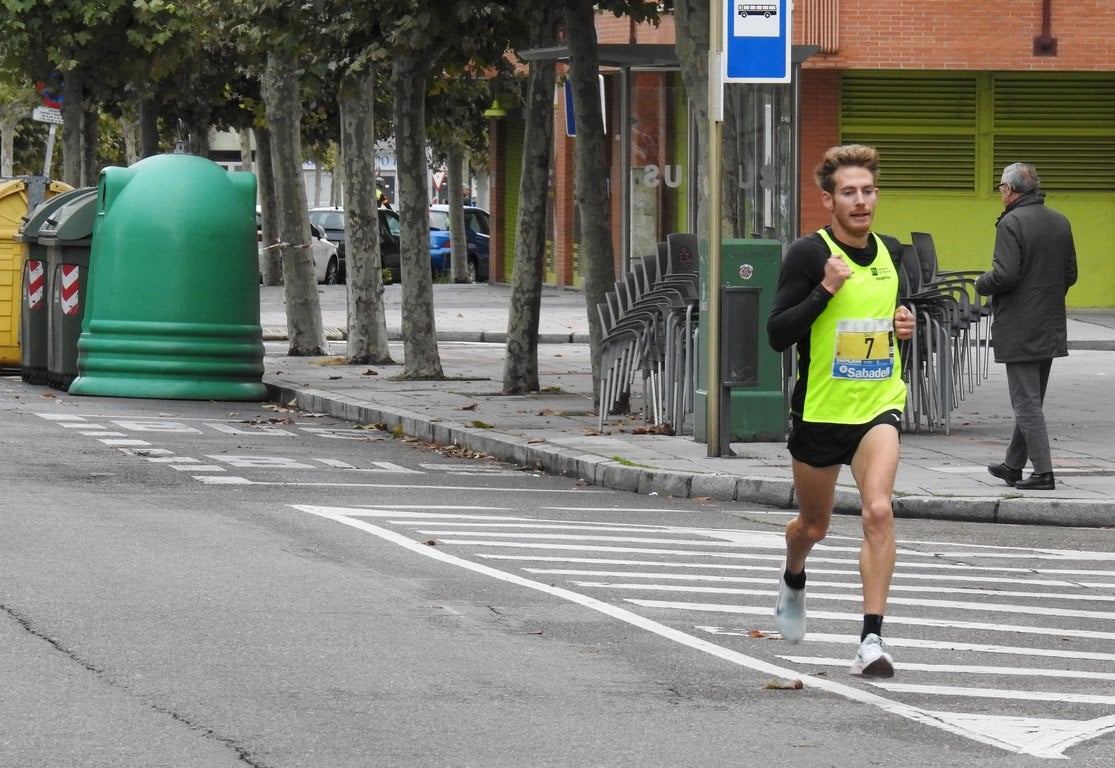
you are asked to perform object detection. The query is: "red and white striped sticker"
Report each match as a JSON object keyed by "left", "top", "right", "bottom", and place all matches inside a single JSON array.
[
  {"left": 59, "top": 264, "right": 80, "bottom": 316},
  {"left": 26, "top": 260, "right": 44, "bottom": 309}
]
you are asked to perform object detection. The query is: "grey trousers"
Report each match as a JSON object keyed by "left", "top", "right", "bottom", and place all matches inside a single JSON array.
[{"left": 1004, "top": 359, "right": 1054, "bottom": 474}]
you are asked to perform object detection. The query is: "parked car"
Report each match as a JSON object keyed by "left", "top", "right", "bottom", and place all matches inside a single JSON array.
[
  {"left": 308, "top": 206, "right": 403, "bottom": 284},
  {"left": 257, "top": 209, "right": 340, "bottom": 284},
  {"left": 428, "top": 204, "right": 490, "bottom": 283}
]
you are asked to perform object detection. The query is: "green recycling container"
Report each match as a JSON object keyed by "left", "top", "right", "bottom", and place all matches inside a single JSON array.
[
  {"left": 39, "top": 190, "right": 98, "bottom": 390},
  {"left": 15, "top": 186, "right": 90, "bottom": 384},
  {"left": 69, "top": 153, "right": 266, "bottom": 401},
  {"left": 694, "top": 238, "right": 786, "bottom": 443}
]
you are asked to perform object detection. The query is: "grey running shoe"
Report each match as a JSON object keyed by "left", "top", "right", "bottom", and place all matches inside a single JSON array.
[
  {"left": 849, "top": 633, "right": 895, "bottom": 678},
  {"left": 774, "top": 578, "right": 806, "bottom": 644}
]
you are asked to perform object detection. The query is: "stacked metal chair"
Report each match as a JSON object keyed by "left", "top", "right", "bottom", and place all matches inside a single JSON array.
[
  {"left": 898, "top": 232, "right": 992, "bottom": 434},
  {"left": 597, "top": 233, "right": 700, "bottom": 431}
]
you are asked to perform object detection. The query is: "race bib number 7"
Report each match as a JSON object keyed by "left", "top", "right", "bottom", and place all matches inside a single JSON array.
[{"left": 832, "top": 318, "right": 894, "bottom": 380}]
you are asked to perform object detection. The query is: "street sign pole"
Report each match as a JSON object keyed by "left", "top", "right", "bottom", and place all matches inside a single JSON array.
[
  {"left": 42, "top": 124, "right": 57, "bottom": 176},
  {"left": 707, "top": 1, "right": 792, "bottom": 455},
  {"left": 706, "top": 6, "right": 725, "bottom": 457},
  {"left": 32, "top": 105, "right": 64, "bottom": 177}
]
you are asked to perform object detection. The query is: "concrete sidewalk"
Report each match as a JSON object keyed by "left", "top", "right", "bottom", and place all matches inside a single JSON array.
[{"left": 261, "top": 284, "right": 1115, "bottom": 529}]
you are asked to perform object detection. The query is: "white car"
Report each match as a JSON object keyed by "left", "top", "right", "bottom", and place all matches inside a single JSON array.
[{"left": 257, "top": 210, "right": 341, "bottom": 284}]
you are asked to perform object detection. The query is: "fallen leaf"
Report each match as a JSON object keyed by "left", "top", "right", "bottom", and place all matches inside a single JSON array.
[
  {"left": 632, "top": 424, "right": 676, "bottom": 436},
  {"left": 362, "top": 369, "right": 379, "bottom": 376},
  {"left": 423, "top": 540, "right": 437, "bottom": 546},
  {"left": 763, "top": 679, "right": 804, "bottom": 691},
  {"left": 460, "top": 402, "right": 478, "bottom": 411},
  {"left": 41, "top": 392, "right": 57, "bottom": 399},
  {"left": 747, "top": 629, "right": 777, "bottom": 639},
  {"left": 527, "top": 438, "right": 545, "bottom": 444},
  {"left": 692, "top": 496, "right": 713, "bottom": 503}
]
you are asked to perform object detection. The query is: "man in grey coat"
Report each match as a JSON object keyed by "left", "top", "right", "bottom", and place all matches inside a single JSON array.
[{"left": 976, "top": 163, "right": 1078, "bottom": 491}]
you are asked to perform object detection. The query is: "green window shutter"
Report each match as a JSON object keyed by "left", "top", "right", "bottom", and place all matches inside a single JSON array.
[
  {"left": 992, "top": 74, "right": 1115, "bottom": 192},
  {"left": 840, "top": 72, "right": 978, "bottom": 191},
  {"left": 841, "top": 71, "right": 1115, "bottom": 194}
]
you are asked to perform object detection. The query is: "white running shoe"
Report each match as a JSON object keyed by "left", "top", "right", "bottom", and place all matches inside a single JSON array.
[
  {"left": 849, "top": 633, "right": 895, "bottom": 678},
  {"left": 774, "top": 578, "right": 806, "bottom": 644}
]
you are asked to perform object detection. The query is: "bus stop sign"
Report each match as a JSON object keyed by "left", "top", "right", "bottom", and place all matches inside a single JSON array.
[{"left": 723, "top": 1, "right": 792, "bottom": 83}]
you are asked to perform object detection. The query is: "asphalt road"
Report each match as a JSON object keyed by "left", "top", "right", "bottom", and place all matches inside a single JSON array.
[{"left": 1, "top": 384, "right": 1112, "bottom": 766}]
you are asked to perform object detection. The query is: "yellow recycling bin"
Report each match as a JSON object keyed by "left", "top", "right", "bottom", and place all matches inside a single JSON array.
[{"left": 0, "top": 177, "right": 72, "bottom": 369}]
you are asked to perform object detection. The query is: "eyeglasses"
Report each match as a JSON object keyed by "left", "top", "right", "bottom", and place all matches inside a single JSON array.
[{"left": 994, "top": 183, "right": 1010, "bottom": 192}]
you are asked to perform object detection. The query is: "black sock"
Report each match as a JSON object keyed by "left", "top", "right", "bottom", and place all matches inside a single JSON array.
[
  {"left": 862, "top": 614, "right": 884, "bottom": 640},
  {"left": 783, "top": 569, "right": 806, "bottom": 590}
]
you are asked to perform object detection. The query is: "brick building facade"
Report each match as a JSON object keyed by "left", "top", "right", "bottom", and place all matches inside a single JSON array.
[{"left": 489, "top": 2, "right": 1113, "bottom": 307}]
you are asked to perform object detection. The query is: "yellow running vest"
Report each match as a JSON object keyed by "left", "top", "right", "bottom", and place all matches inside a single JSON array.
[{"left": 802, "top": 230, "right": 907, "bottom": 424}]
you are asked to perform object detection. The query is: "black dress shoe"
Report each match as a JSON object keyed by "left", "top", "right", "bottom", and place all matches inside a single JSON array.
[
  {"left": 1014, "top": 472, "right": 1056, "bottom": 491},
  {"left": 988, "top": 463, "right": 1023, "bottom": 487}
]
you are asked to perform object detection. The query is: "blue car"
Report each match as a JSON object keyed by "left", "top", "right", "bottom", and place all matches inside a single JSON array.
[{"left": 429, "top": 204, "right": 490, "bottom": 283}]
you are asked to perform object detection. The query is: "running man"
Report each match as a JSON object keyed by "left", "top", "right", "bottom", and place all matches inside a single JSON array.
[{"left": 766, "top": 144, "right": 915, "bottom": 677}]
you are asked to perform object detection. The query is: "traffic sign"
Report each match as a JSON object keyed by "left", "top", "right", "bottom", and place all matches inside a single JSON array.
[
  {"left": 723, "top": 1, "right": 792, "bottom": 83},
  {"left": 32, "top": 106, "right": 64, "bottom": 124}
]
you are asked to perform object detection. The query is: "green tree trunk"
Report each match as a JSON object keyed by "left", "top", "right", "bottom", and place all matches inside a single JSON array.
[
  {"left": 254, "top": 125, "right": 283, "bottom": 287},
  {"left": 446, "top": 144, "right": 469, "bottom": 283},
  {"left": 502, "top": 3, "right": 562, "bottom": 395},
  {"left": 563, "top": 0, "right": 613, "bottom": 403},
  {"left": 340, "top": 68, "right": 393, "bottom": 365},
  {"left": 674, "top": 0, "right": 712, "bottom": 241},
  {"left": 262, "top": 51, "right": 327, "bottom": 356},
  {"left": 392, "top": 52, "right": 444, "bottom": 379}
]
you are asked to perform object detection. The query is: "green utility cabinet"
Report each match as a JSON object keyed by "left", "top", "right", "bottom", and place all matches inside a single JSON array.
[{"left": 694, "top": 239, "right": 786, "bottom": 444}]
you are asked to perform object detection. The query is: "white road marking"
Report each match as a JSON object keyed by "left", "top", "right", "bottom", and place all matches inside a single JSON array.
[
  {"left": 523, "top": 569, "right": 1115, "bottom": 603},
  {"left": 698, "top": 628, "right": 1115, "bottom": 662},
  {"left": 452, "top": 540, "right": 1115, "bottom": 579},
  {"left": 292, "top": 504, "right": 1115, "bottom": 758},
  {"left": 479, "top": 553, "right": 1110, "bottom": 588},
  {"left": 313, "top": 459, "right": 422, "bottom": 474},
  {"left": 171, "top": 465, "right": 225, "bottom": 472},
  {"left": 98, "top": 439, "right": 151, "bottom": 446},
  {"left": 110, "top": 420, "right": 201, "bottom": 433},
  {"left": 778, "top": 656, "right": 1115, "bottom": 681},
  {"left": 416, "top": 531, "right": 787, "bottom": 548},
  {"left": 36, "top": 414, "right": 83, "bottom": 421},
  {"left": 873, "top": 683, "right": 1115, "bottom": 706},
  {"left": 79, "top": 431, "right": 126, "bottom": 437},
  {"left": 189, "top": 477, "right": 610, "bottom": 492},
  {"left": 575, "top": 582, "right": 1115, "bottom": 621},
  {"left": 206, "top": 422, "right": 295, "bottom": 436},
  {"left": 629, "top": 599, "right": 1115, "bottom": 641}
]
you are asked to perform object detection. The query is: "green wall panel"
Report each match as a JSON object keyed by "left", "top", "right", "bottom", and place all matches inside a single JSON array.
[
  {"left": 875, "top": 193, "right": 1110, "bottom": 308},
  {"left": 500, "top": 121, "right": 525, "bottom": 283}
]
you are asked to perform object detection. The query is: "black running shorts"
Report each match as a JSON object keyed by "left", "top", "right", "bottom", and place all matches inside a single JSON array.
[{"left": 787, "top": 409, "right": 902, "bottom": 468}]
